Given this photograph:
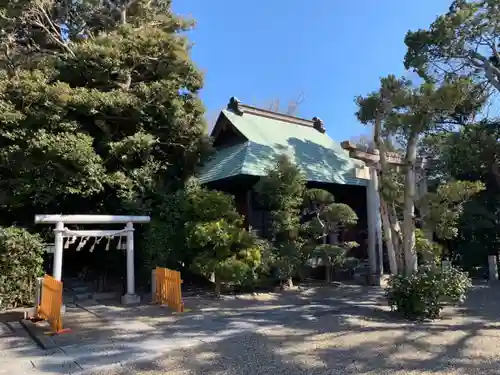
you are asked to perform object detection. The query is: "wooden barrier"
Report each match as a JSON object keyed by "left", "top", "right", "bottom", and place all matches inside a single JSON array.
[
  {"left": 36, "top": 275, "right": 65, "bottom": 333},
  {"left": 154, "top": 267, "right": 183, "bottom": 313}
]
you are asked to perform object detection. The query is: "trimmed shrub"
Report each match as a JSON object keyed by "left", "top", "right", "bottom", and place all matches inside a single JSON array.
[
  {"left": 386, "top": 264, "right": 472, "bottom": 320},
  {"left": 0, "top": 227, "right": 45, "bottom": 310}
]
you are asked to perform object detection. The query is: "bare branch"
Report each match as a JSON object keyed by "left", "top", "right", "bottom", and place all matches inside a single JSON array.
[
  {"left": 286, "top": 92, "right": 305, "bottom": 116},
  {"left": 264, "top": 92, "right": 305, "bottom": 116}
]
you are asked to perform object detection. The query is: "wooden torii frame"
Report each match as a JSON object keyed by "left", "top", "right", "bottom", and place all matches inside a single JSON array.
[
  {"left": 341, "top": 141, "right": 428, "bottom": 279},
  {"left": 35, "top": 214, "right": 151, "bottom": 305}
]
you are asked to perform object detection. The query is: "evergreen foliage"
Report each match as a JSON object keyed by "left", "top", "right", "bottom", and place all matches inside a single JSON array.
[
  {"left": 0, "top": 227, "right": 45, "bottom": 309},
  {"left": 256, "top": 155, "right": 307, "bottom": 286},
  {"left": 0, "top": 0, "right": 211, "bottom": 226}
]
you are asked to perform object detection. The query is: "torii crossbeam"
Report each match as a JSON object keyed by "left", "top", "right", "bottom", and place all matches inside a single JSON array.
[
  {"left": 35, "top": 214, "right": 151, "bottom": 305},
  {"left": 341, "top": 141, "right": 429, "bottom": 279}
]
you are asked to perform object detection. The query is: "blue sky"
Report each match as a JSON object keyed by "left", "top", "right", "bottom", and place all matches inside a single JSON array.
[{"left": 172, "top": 0, "right": 451, "bottom": 141}]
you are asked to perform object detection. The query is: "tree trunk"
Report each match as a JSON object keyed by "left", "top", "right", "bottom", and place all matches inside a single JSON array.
[
  {"left": 325, "top": 256, "right": 331, "bottom": 283},
  {"left": 322, "top": 232, "right": 330, "bottom": 283},
  {"left": 120, "top": 8, "right": 127, "bottom": 24},
  {"left": 373, "top": 117, "right": 403, "bottom": 274},
  {"left": 482, "top": 58, "right": 500, "bottom": 92},
  {"left": 370, "top": 167, "right": 384, "bottom": 276},
  {"left": 214, "top": 277, "right": 221, "bottom": 298},
  {"left": 402, "top": 136, "right": 418, "bottom": 275},
  {"left": 414, "top": 166, "right": 434, "bottom": 263},
  {"left": 210, "top": 272, "right": 221, "bottom": 298},
  {"left": 388, "top": 203, "right": 404, "bottom": 271},
  {"left": 380, "top": 198, "right": 398, "bottom": 274}
]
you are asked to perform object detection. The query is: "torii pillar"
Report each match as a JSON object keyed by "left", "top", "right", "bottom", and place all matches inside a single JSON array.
[
  {"left": 342, "top": 141, "right": 430, "bottom": 279},
  {"left": 35, "top": 214, "right": 151, "bottom": 305},
  {"left": 342, "top": 142, "right": 384, "bottom": 285}
]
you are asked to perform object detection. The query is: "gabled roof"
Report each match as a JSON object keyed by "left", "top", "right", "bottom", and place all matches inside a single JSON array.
[{"left": 198, "top": 98, "right": 367, "bottom": 186}]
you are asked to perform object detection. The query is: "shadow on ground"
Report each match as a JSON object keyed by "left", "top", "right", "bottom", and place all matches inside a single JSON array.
[{"left": 9, "top": 281, "right": 500, "bottom": 374}]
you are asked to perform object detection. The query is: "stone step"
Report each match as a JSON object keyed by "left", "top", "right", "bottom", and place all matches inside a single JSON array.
[
  {"left": 72, "top": 286, "right": 92, "bottom": 293},
  {"left": 92, "top": 291, "right": 120, "bottom": 300},
  {"left": 63, "top": 292, "right": 76, "bottom": 304},
  {"left": 65, "top": 280, "right": 90, "bottom": 288},
  {"left": 75, "top": 293, "right": 92, "bottom": 300}
]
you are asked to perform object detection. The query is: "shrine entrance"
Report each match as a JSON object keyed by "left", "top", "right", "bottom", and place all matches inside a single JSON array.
[{"left": 35, "top": 214, "right": 151, "bottom": 305}]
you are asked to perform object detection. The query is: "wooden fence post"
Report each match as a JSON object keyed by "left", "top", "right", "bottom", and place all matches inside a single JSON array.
[{"left": 31, "top": 277, "right": 43, "bottom": 318}]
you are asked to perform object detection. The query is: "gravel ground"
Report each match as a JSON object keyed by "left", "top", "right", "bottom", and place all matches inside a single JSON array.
[{"left": 86, "top": 282, "right": 500, "bottom": 375}]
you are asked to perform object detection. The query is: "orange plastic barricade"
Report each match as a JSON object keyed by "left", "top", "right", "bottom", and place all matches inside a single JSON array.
[
  {"left": 154, "top": 267, "right": 184, "bottom": 313},
  {"left": 36, "top": 274, "right": 68, "bottom": 334}
]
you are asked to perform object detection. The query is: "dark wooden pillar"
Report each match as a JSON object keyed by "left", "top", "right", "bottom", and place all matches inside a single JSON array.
[
  {"left": 243, "top": 190, "right": 252, "bottom": 230},
  {"left": 233, "top": 189, "right": 252, "bottom": 230}
]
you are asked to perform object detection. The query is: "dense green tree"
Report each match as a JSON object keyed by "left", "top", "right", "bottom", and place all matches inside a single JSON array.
[
  {"left": 356, "top": 75, "right": 482, "bottom": 274},
  {"left": 423, "top": 121, "right": 500, "bottom": 188},
  {"left": 405, "top": 0, "right": 500, "bottom": 95},
  {"left": 455, "top": 193, "right": 500, "bottom": 274},
  {"left": 187, "top": 219, "right": 262, "bottom": 297},
  {"left": 256, "top": 155, "right": 307, "bottom": 287},
  {"left": 0, "top": 227, "right": 45, "bottom": 309},
  {"left": 143, "top": 179, "right": 240, "bottom": 268},
  {"left": 355, "top": 77, "right": 408, "bottom": 274},
  {"left": 424, "top": 180, "right": 485, "bottom": 240},
  {"left": 143, "top": 179, "right": 263, "bottom": 295},
  {"left": 0, "top": 0, "right": 211, "bottom": 228},
  {"left": 404, "top": 2, "right": 500, "bottom": 273},
  {"left": 303, "top": 189, "right": 358, "bottom": 282},
  {"left": 421, "top": 123, "right": 500, "bottom": 273}
]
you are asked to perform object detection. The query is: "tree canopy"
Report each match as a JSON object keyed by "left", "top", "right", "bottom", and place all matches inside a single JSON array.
[
  {"left": 405, "top": 0, "right": 500, "bottom": 93},
  {"left": 403, "top": 0, "right": 500, "bottom": 276},
  {"left": 0, "top": 0, "right": 211, "bottom": 227}
]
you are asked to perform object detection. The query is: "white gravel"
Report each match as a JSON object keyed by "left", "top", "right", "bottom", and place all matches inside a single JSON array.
[{"left": 87, "top": 282, "right": 500, "bottom": 375}]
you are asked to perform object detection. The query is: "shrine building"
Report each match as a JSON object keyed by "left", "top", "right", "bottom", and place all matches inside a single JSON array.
[{"left": 198, "top": 97, "right": 381, "bottom": 266}]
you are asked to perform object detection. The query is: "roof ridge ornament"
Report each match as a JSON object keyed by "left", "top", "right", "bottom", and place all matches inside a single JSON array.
[
  {"left": 227, "top": 96, "right": 244, "bottom": 115},
  {"left": 312, "top": 116, "right": 326, "bottom": 133}
]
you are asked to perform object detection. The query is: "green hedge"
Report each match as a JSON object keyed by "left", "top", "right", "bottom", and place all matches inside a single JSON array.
[{"left": 0, "top": 227, "right": 45, "bottom": 310}]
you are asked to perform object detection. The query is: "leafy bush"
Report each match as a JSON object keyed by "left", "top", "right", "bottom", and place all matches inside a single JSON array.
[
  {"left": 0, "top": 227, "right": 45, "bottom": 310},
  {"left": 188, "top": 218, "right": 265, "bottom": 295},
  {"left": 343, "top": 257, "right": 361, "bottom": 271},
  {"left": 415, "top": 228, "right": 444, "bottom": 263},
  {"left": 386, "top": 264, "right": 472, "bottom": 320}
]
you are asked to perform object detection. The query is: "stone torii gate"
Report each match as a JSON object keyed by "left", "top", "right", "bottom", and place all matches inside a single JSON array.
[{"left": 341, "top": 141, "right": 428, "bottom": 281}]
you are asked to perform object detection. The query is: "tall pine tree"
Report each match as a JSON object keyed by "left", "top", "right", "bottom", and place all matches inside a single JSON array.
[{"left": 256, "top": 155, "right": 306, "bottom": 287}]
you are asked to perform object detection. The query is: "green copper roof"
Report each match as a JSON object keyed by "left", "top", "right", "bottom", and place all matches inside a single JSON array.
[{"left": 198, "top": 109, "right": 367, "bottom": 186}]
